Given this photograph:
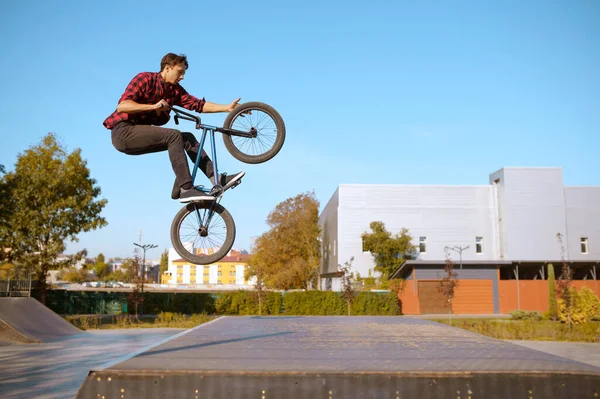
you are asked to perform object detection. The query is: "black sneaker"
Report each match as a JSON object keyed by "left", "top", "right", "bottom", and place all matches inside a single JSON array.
[
  {"left": 179, "top": 187, "right": 215, "bottom": 203},
  {"left": 219, "top": 171, "right": 245, "bottom": 191}
]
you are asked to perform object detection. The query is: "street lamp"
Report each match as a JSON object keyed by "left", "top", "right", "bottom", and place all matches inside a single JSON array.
[
  {"left": 444, "top": 245, "right": 470, "bottom": 270},
  {"left": 134, "top": 243, "right": 158, "bottom": 292}
]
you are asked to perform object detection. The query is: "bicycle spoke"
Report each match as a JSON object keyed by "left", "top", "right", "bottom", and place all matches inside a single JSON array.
[
  {"left": 230, "top": 109, "right": 279, "bottom": 157},
  {"left": 178, "top": 206, "right": 228, "bottom": 257}
]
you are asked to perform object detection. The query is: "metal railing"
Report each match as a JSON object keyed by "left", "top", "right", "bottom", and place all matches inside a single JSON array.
[{"left": 0, "top": 272, "right": 32, "bottom": 297}]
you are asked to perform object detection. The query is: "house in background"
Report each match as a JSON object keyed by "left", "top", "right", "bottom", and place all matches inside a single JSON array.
[
  {"left": 319, "top": 167, "right": 600, "bottom": 314},
  {"left": 164, "top": 248, "right": 255, "bottom": 289}
]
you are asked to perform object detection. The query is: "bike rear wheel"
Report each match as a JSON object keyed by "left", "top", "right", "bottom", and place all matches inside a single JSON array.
[
  {"left": 222, "top": 102, "right": 286, "bottom": 164},
  {"left": 170, "top": 201, "right": 236, "bottom": 265}
]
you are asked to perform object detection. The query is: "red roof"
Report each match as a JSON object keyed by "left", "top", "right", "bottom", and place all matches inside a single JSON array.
[{"left": 172, "top": 253, "right": 251, "bottom": 264}]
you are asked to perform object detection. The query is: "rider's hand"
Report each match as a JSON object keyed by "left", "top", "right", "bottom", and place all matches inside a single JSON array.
[
  {"left": 227, "top": 98, "right": 241, "bottom": 112},
  {"left": 228, "top": 98, "right": 251, "bottom": 115},
  {"left": 154, "top": 99, "right": 170, "bottom": 114}
]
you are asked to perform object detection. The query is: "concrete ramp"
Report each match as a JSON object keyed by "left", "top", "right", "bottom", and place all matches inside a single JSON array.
[
  {"left": 75, "top": 316, "right": 600, "bottom": 399},
  {"left": 0, "top": 297, "right": 83, "bottom": 343}
]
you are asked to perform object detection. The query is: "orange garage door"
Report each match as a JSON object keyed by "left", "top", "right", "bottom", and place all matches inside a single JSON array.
[{"left": 418, "top": 282, "right": 450, "bottom": 314}]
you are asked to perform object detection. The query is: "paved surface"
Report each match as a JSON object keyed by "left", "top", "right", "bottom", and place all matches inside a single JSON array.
[
  {"left": 0, "top": 298, "right": 83, "bottom": 343},
  {"left": 2, "top": 316, "right": 600, "bottom": 399},
  {"left": 105, "top": 316, "right": 600, "bottom": 373},
  {"left": 0, "top": 328, "right": 185, "bottom": 399},
  {"left": 506, "top": 340, "right": 600, "bottom": 368}
]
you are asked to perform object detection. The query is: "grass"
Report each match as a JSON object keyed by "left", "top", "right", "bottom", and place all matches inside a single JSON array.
[
  {"left": 434, "top": 318, "right": 600, "bottom": 343},
  {"left": 64, "top": 312, "right": 216, "bottom": 330}
]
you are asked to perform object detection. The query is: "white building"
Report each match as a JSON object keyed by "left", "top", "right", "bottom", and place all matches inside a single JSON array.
[{"left": 319, "top": 167, "right": 600, "bottom": 291}]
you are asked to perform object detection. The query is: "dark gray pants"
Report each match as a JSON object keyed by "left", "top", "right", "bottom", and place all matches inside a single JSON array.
[{"left": 111, "top": 121, "right": 214, "bottom": 198}]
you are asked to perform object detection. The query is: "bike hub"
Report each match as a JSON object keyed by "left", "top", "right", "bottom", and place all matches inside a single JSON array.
[{"left": 198, "top": 226, "right": 208, "bottom": 237}]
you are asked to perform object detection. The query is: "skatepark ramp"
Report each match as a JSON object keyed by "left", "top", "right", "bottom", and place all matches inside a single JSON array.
[
  {"left": 0, "top": 297, "right": 83, "bottom": 343},
  {"left": 75, "top": 316, "right": 600, "bottom": 399}
]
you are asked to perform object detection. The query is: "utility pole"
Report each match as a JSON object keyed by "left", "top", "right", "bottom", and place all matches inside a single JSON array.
[
  {"left": 445, "top": 245, "right": 470, "bottom": 270},
  {"left": 134, "top": 242, "right": 158, "bottom": 292}
]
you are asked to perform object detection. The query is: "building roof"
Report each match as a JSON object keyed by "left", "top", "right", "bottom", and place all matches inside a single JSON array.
[
  {"left": 172, "top": 254, "right": 251, "bottom": 264},
  {"left": 390, "top": 259, "right": 600, "bottom": 279}
]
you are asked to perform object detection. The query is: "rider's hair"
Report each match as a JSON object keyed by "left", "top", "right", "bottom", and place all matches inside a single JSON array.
[{"left": 160, "top": 53, "right": 189, "bottom": 71}]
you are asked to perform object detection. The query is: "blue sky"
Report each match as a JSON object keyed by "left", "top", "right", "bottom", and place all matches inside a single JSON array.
[{"left": 1, "top": 1, "right": 598, "bottom": 260}]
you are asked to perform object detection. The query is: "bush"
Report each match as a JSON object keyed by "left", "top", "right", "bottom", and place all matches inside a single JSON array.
[
  {"left": 283, "top": 291, "right": 345, "bottom": 315},
  {"left": 559, "top": 287, "right": 600, "bottom": 325},
  {"left": 141, "top": 292, "right": 216, "bottom": 315},
  {"left": 351, "top": 292, "right": 401, "bottom": 315},
  {"left": 510, "top": 310, "right": 542, "bottom": 321},
  {"left": 215, "top": 290, "right": 281, "bottom": 315}
]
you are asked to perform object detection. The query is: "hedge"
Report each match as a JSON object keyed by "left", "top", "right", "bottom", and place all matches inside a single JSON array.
[{"left": 34, "top": 289, "right": 402, "bottom": 316}]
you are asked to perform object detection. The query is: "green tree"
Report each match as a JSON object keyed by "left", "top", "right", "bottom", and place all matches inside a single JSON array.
[
  {"left": 159, "top": 249, "right": 169, "bottom": 275},
  {"left": 94, "top": 253, "right": 110, "bottom": 280},
  {"left": 339, "top": 257, "right": 356, "bottom": 316},
  {"left": 361, "top": 221, "right": 416, "bottom": 279},
  {"left": 0, "top": 164, "right": 16, "bottom": 263},
  {"left": 247, "top": 191, "right": 321, "bottom": 290},
  {"left": 547, "top": 263, "right": 558, "bottom": 321},
  {"left": 0, "top": 133, "right": 107, "bottom": 303},
  {"left": 58, "top": 266, "right": 88, "bottom": 283}
]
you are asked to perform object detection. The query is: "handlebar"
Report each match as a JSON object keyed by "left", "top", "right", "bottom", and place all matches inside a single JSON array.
[
  {"left": 169, "top": 106, "right": 202, "bottom": 130},
  {"left": 167, "top": 105, "right": 257, "bottom": 138}
]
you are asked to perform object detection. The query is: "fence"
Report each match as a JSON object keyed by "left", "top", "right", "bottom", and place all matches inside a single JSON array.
[{"left": 0, "top": 272, "right": 32, "bottom": 297}]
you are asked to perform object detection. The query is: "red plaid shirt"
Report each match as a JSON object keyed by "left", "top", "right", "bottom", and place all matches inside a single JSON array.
[{"left": 103, "top": 72, "right": 206, "bottom": 129}]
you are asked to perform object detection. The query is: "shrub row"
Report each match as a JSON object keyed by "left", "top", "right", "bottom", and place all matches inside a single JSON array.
[{"left": 37, "top": 289, "right": 402, "bottom": 316}]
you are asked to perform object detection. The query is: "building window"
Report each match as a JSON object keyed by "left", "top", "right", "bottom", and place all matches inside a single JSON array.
[
  {"left": 476, "top": 237, "right": 483, "bottom": 254},
  {"left": 581, "top": 237, "right": 589, "bottom": 254},
  {"left": 217, "top": 271, "right": 222, "bottom": 276},
  {"left": 333, "top": 240, "right": 336, "bottom": 256},
  {"left": 419, "top": 237, "right": 427, "bottom": 254}
]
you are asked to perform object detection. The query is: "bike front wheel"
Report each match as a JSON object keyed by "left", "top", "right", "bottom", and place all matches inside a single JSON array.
[
  {"left": 170, "top": 201, "right": 236, "bottom": 265},
  {"left": 222, "top": 101, "right": 286, "bottom": 164}
]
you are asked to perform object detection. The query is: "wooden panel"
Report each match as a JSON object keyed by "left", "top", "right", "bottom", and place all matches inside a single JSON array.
[
  {"left": 499, "top": 281, "right": 518, "bottom": 314},
  {"left": 418, "top": 282, "right": 450, "bottom": 314},
  {"left": 453, "top": 280, "right": 493, "bottom": 314},
  {"left": 499, "top": 280, "right": 600, "bottom": 314},
  {"left": 398, "top": 280, "right": 420, "bottom": 315}
]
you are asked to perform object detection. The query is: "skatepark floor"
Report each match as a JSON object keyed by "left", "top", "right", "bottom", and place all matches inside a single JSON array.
[
  {"left": 0, "top": 328, "right": 185, "bottom": 399},
  {"left": 1, "top": 319, "right": 600, "bottom": 399}
]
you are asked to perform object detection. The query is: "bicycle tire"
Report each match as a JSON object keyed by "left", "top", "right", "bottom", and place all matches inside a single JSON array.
[
  {"left": 170, "top": 201, "right": 236, "bottom": 265},
  {"left": 222, "top": 101, "right": 286, "bottom": 164}
]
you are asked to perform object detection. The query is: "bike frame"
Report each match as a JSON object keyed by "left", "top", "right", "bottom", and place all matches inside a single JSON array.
[
  {"left": 171, "top": 106, "right": 256, "bottom": 193},
  {"left": 170, "top": 106, "right": 255, "bottom": 231}
]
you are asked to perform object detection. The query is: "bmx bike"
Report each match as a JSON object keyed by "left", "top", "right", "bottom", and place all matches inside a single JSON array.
[{"left": 169, "top": 102, "right": 285, "bottom": 265}]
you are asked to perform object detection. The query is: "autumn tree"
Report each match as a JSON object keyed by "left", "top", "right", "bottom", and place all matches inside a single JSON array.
[
  {"left": 0, "top": 133, "right": 107, "bottom": 303},
  {"left": 547, "top": 263, "right": 558, "bottom": 321},
  {"left": 361, "top": 221, "right": 416, "bottom": 279},
  {"left": 556, "top": 233, "right": 573, "bottom": 329},
  {"left": 438, "top": 249, "right": 459, "bottom": 325},
  {"left": 247, "top": 191, "right": 321, "bottom": 290},
  {"left": 127, "top": 256, "right": 144, "bottom": 316}
]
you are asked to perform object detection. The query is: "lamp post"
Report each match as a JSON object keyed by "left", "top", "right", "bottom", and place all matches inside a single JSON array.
[
  {"left": 134, "top": 243, "right": 158, "bottom": 292},
  {"left": 444, "top": 245, "right": 470, "bottom": 270}
]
